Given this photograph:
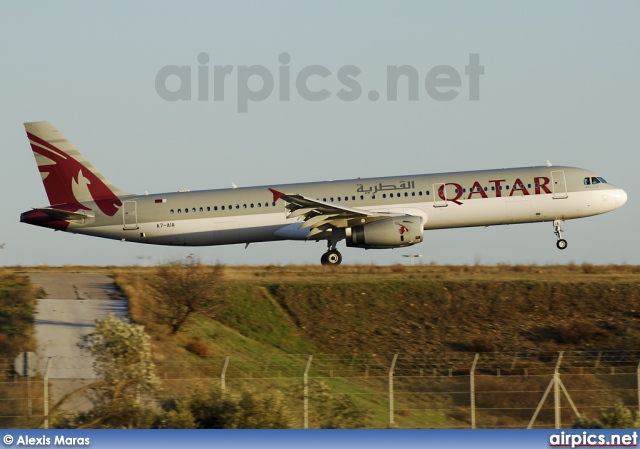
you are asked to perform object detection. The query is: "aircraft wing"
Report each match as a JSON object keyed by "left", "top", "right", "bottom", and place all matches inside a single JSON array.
[{"left": 269, "top": 188, "right": 394, "bottom": 238}]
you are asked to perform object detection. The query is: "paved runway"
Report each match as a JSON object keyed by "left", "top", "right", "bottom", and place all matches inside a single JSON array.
[{"left": 27, "top": 273, "right": 129, "bottom": 413}]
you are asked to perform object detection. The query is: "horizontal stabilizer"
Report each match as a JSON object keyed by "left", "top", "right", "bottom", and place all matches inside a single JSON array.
[{"left": 32, "top": 207, "right": 93, "bottom": 221}]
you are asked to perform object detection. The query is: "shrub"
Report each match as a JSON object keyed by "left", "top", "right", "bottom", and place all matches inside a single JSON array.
[
  {"left": 150, "top": 258, "right": 224, "bottom": 334},
  {"left": 158, "top": 385, "right": 294, "bottom": 429},
  {"left": 59, "top": 314, "right": 160, "bottom": 428},
  {"left": 573, "top": 401, "right": 640, "bottom": 429},
  {"left": 186, "top": 338, "right": 210, "bottom": 357}
]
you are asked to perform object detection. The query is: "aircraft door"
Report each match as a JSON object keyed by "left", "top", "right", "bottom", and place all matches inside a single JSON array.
[
  {"left": 433, "top": 183, "right": 447, "bottom": 207},
  {"left": 551, "top": 170, "right": 568, "bottom": 199},
  {"left": 123, "top": 201, "right": 138, "bottom": 230}
]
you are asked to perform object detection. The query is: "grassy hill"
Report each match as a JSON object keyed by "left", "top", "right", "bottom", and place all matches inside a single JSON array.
[
  {"left": 109, "top": 264, "right": 640, "bottom": 428},
  {"left": 114, "top": 264, "right": 640, "bottom": 357}
]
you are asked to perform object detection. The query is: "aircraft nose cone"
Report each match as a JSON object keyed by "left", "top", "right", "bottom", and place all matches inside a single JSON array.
[{"left": 614, "top": 189, "right": 628, "bottom": 208}]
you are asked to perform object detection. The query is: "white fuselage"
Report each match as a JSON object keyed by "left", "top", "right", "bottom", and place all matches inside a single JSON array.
[{"left": 61, "top": 166, "right": 627, "bottom": 247}]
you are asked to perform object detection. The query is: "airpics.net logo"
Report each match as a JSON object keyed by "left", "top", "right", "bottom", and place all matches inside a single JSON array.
[{"left": 155, "top": 52, "right": 484, "bottom": 112}]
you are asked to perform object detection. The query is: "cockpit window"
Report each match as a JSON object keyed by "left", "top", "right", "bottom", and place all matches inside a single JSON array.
[{"left": 585, "top": 176, "right": 608, "bottom": 185}]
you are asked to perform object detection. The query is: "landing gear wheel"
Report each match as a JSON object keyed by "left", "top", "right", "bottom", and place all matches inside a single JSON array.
[
  {"left": 322, "top": 250, "right": 342, "bottom": 266},
  {"left": 553, "top": 220, "right": 567, "bottom": 251}
]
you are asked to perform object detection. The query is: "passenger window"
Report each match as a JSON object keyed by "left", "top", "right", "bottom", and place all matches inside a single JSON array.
[
  {"left": 352, "top": 196, "right": 356, "bottom": 200},
  {"left": 236, "top": 205, "right": 240, "bottom": 209},
  {"left": 200, "top": 207, "right": 204, "bottom": 212},
  {"left": 214, "top": 206, "right": 218, "bottom": 211},
  {"left": 178, "top": 209, "right": 182, "bottom": 213},
  {"left": 257, "top": 203, "right": 261, "bottom": 208},
  {"left": 383, "top": 194, "right": 387, "bottom": 198},
  {"left": 250, "top": 203, "right": 254, "bottom": 208},
  {"left": 404, "top": 192, "right": 408, "bottom": 197},
  {"left": 272, "top": 202, "right": 276, "bottom": 206},
  {"left": 360, "top": 195, "right": 364, "bottom": 200},
  {"left": 170, "top": 209, "right": 175, "bottom": 214},
  {"left": 338, "top": 197, "right": 341, "bottom": 201},
  {"left": 243, "top": 204, "right": 247, "bottom": 208},
  {"left": 221, "top": 206, "right": 225, "bottom": 210},
  {"left": 185, "top": 208, "right": 189, "bottom": 214},
  {"left": 207, "top": 207, "right": 211, "bottom": 212}
]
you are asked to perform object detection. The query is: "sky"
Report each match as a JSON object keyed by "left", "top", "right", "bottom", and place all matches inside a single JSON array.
[{"left": 1, "top": 1, "right": 638, "bottom": 267}]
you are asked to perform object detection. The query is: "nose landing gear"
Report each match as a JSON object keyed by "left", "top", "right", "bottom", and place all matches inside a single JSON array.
[{"left": 554, "top": 219, "right": 568, "bottom": 250}]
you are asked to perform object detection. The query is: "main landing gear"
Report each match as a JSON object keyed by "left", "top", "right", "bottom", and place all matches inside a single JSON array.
[
  {"left": 321, "top": 242, "right": 343, "bottom": 266},
  {"left": 553, "top": 219, "right": 568, "bottom": 250}
]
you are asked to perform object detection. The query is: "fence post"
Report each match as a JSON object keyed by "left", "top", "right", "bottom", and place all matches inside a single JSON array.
[
  {"left": 304, "top": 355, "right": 313, "bottom": 429},
  {"left": 389, "top": 354, "right": 398, "bottom": 427},
  {"left": 221, "top": 355, "right": 230, "bottom": 391},
  {"left": 554, "top": 351, "right": 564, "bottom": 429},
  {"left": 43, "top": 358, "right": 52, "bottom": 429},
  {"left": 637, "top": 359, "right": 640, "bottom": 417},
  {"left": 470, "top": 353, "right": 480, "bottom": 429}
]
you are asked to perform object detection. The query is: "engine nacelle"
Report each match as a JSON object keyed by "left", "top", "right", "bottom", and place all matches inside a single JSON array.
[{"left": 346, "top": 216, "right": 424, "bottom": 249}]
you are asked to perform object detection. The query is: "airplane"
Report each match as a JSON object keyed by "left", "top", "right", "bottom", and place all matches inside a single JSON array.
[{"left": 20, "top": 121, "right": 628, "bottom": 265}]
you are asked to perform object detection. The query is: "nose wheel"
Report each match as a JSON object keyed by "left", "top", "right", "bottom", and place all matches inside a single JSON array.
[{"left": 554, "top": 220, "right": 568, "bottom": 250}]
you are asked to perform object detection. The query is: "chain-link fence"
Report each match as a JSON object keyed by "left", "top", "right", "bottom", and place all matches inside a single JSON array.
[{"left": 2, "top": 351, "right": 640, "bottom": 429}]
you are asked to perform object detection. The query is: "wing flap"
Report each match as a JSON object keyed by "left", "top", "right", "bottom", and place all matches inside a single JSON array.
[{"left": 269, "top": 188, "right": 400, "bottom": 232}]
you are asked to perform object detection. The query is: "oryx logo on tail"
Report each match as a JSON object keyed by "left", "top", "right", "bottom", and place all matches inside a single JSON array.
[{"left": 25, "top": 122, "right": 128, "bottom": 216}]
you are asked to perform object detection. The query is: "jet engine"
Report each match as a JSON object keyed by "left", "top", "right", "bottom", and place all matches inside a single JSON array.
[{"left": 346, "top": 216, "right": 424, "bottom": 249}]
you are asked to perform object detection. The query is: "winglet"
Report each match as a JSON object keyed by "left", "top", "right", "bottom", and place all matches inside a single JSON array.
[{"left": 269, "top": 188, "right": 286, "bottom": 202}]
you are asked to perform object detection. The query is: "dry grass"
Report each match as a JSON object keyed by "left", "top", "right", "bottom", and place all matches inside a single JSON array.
[
  {"left": 222, "top": 263, "right": 640, "bottom": 284},
  {"left": 11, "top": 263, "right": 640, "bottom": 284}
]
